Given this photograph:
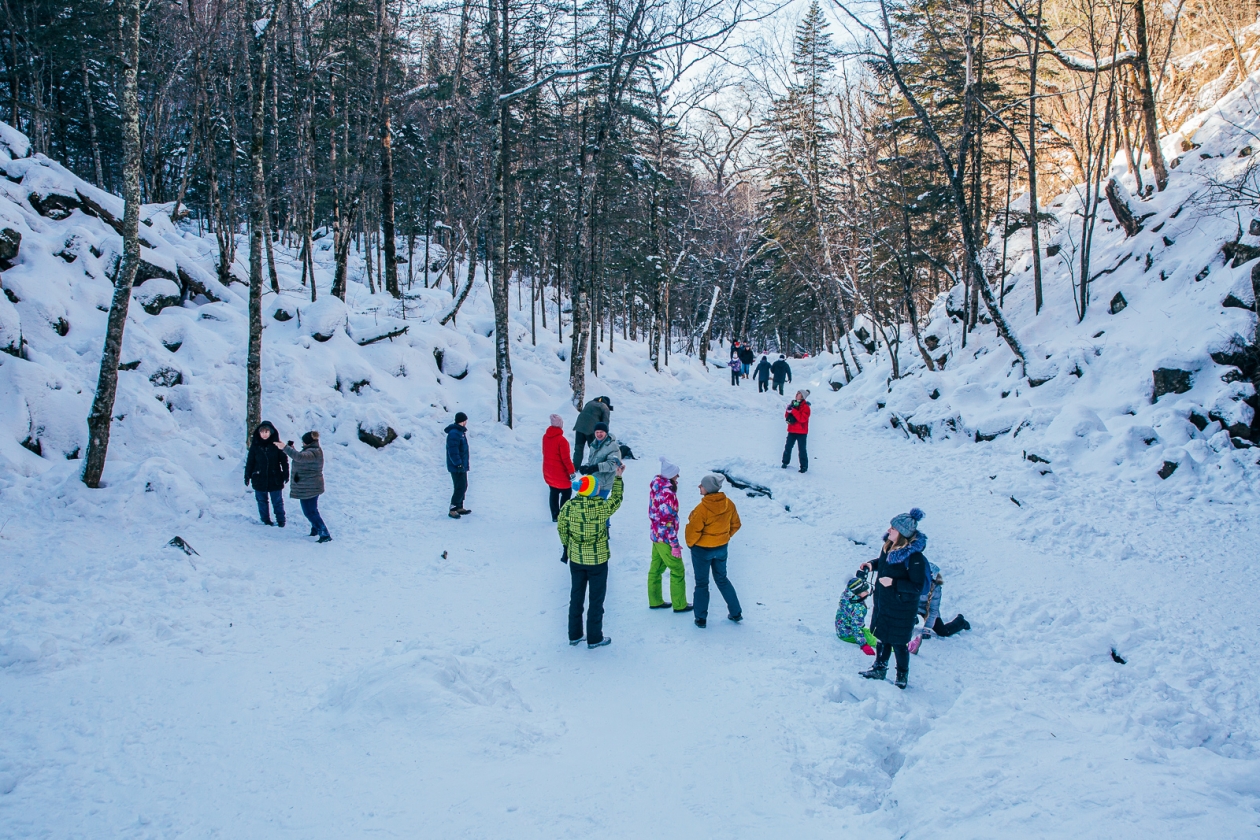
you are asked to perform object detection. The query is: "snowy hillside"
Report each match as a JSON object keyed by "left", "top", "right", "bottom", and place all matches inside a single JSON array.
[
  {"left": 0, "top": 118, "right": 594, "bottom": 518},
  {"left": 828, "top": 76, "right": 1260, "bottom": 500}
]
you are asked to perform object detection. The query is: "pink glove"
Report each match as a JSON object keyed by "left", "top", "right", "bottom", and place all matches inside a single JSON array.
[
  {"left": 670, "top": 545, "right": 682, "bottom": 558},
  {"left": 860, "top": 644, "right": 876, "bottom": 656},
  {"left": 908, "top": 635, "right": 922, "bottom": 655}
]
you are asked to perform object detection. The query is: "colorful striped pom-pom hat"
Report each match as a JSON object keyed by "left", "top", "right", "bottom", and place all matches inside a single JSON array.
[{"left": 572, "top": 474, "right": 598, "bottom": 496}]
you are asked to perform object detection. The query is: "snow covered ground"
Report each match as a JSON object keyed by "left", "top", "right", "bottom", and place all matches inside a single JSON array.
[{"left": 2, "top": 342, "right": 1258, "bottom": 837}]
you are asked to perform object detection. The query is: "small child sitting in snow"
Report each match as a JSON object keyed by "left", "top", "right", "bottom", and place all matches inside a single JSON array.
[{"left": 835, "top": 570, "right": 877, "bottom": 655}]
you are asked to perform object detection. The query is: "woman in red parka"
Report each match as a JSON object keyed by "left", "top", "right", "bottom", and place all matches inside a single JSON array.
[{"left": 543, "top": 414, "right": 577, "bottom": 521}]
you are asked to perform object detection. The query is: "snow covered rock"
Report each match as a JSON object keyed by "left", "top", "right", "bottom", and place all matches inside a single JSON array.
[
  {"left": 134, "top": 278, "right": 182, "bottom": 316},
  {"left": 304, "top": 297, "right": 347, "bottom": 342}
]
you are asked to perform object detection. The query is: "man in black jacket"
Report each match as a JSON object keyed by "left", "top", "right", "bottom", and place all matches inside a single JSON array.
[
  {"left": 754, "top": 355, "right": 772, "bottom": 392},
  {"left": 244, "top": 420, "right": 289, "bottom": 526},
  {"left": 572, "top": 396, "right": 612, "bottom": 466},
  {"left": 738, "top": 344, "right": 755, "bottom": 378},
  {"left": 770, "top": 355, "right": 792, "bottom": 395}
]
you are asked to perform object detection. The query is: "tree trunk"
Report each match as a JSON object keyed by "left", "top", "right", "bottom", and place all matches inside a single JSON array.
[
  {"left": 1133, "top": 0, "right": 1168, "bottom": 190},
  {"left": 489, "top": 0, "right": 513, "bottom": 425},
  {"left": 378, "top": 0, "right": 400, "bottom": 299},
  {"left": 83, "top": 0, "right": 142, "bottom": 488},
  {"left": 1027, "top": 0, "right": 1044, "bottom": 312},
  {"left": 245, "top": 0, "right": 276, "bottom": 447},
  {"left": 81, "top": 58, "right": 104, "bottom": 187}
]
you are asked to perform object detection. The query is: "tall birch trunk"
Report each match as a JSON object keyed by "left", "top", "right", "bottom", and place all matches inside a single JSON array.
[{"left": 82, "top": 0, "right": 142, "bottom": 488}]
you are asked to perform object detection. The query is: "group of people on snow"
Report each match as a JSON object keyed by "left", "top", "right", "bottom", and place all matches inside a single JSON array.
[
  {"left": 732, "top": 348, "right": 794, "bottom": 396},
  {"left": 239, "top": 354, "right": 967, "bottom": 690},
  {"left": 244, "top": 421, "right": 332, "bottom": 542}
]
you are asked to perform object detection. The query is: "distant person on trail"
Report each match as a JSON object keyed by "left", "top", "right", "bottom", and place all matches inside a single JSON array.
[
  {"left": 738, "top": 344, "right": 755, "bottom": 378},
  {"left": 558, "top": 465, "right": 626, "bottom": 648},
  {"left": 283, "top": 431, "right": 331, "bottom": 543},
  {"left": 858, "top": 508, "right": 928, "bottom": 689},
  {"left": 685, "top": 474, "right": 742, "bottom": 628},
  {"left": 782, "top": 390, "right": 811, "bottom": 473},
  {"left": 728, "top": 356, "right": 742, "bottom": 386},
  {"left": 771, "top": 355, "right": 792, "bottom": 395},
  {"left": 730, "top": 340, "right": 741, "bottom": 360},
  {"left": 573, "top": 396, "right": 612, "bottom": 466},
  {"left": 647, "top": 457, "right": 691, "bottom": 613},
  {"left": 245, "top": 420, "right": 289, "bottom": 527},
  {"left": 543, "top": 414, "right": 577, "bottom": 522},
  {"left": 754, "top": 355, "right": 772, "bottom": 392},
  {"left": 446, "top": 412, "right": 471, "bottom": 519},
  {"left": 579, "top": 422, "right": 622, "bottom": 497}
]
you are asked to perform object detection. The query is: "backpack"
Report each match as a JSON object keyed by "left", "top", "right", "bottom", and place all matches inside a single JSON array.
[
  {"left": 919, "top": 561, "right": 942, "bottom": 606},
  {"left": 618, "top": 443, "right": 636, "bottom": 460}
]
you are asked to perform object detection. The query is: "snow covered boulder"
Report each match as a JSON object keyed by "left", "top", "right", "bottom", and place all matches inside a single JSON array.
[
  {"left": 0, "top": 293, "right": 21, "bottom": 356},
  {"left": 357, "top": 407, "right": 399, "bottom": 449},
  {"left": 348, "top": 311, "right": 408, "bottom": 346},
  {"left": 0, "top": 227, "right": 19, "bottom": 267},
  {"left": 304, "top": 296, "right": 347, "bottom": 342},
  {"left": 433, "top": 346, "right": 469, "bottom": 379},
  {"left": 828, "top": 365, "right": 847, "bottom": 390},
  {"left": 0, "top": 121, "right": 31, "bottom": 160},
  {"left": 1152, "top": 368, "right": 1194, "bottom": 402},
  {"left": 134, "top": 278, "right": 182, "bottom": 315}
]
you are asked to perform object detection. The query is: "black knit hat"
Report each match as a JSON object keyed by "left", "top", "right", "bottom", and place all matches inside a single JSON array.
[
  {"left": 593, "top": 421, "right": 609, "bottom": 433},
  {"left": 455, "top": 412, "right": 468, "bottom": 424}
]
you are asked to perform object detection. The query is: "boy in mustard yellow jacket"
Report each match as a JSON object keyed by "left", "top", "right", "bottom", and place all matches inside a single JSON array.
[{"left": 685, "top": 474, "right": 742, "bottom": 628}]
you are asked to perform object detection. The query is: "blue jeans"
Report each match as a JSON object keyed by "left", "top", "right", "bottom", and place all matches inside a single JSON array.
[
  {"left": 690, "top": 544, "right": 741, "bottom": 621},
  {"left": 255, "top": 489, "right": 285, "bottom": 525},
  {"left": 300, "top": 496, "right": 330, "bottom": 538}
]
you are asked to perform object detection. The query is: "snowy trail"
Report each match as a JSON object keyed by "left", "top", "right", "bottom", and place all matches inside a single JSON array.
[{"left": 2, "top": 360, "right": 1259, "bottom": 838}]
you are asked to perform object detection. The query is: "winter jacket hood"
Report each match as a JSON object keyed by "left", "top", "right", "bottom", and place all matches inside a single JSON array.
[
  {"left": 771, "top": 359, "right": 792, "bottom": 382},
  {"left": 648, "top": 474, "right": 681, "bottom": 549},
  {"left": 685, "top": 491, "right": 741, "bottom": 548},
  {"left": 542, "top": 426, "right": 575, "bottom": 488},
  {"left": 445, "top": 423, "right": 470, "bottom": 472},
  {"left": 284, "top": 442, "right": 325, "bottom": 499},
  {"left": 245, "top": 421, "right": 289, "bottom": 492},
  {"left": 785, "top": 399, "right": 811, "bottom": 434}
]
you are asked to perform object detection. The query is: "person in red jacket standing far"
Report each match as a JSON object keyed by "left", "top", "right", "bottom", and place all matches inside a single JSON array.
[
  {"left": 544, "top": 414, "right": 578, "bottom": 521},
  {"left": 782, "top": 389, "right": 811, "bottom": 473}
]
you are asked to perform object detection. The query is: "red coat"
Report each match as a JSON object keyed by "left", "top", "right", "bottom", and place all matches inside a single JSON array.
[
  {"left": 543, "top": 426, "right": 576, "bottom": 488},
  {"left": 785, "top": 400, "right": 811, "bottom": 434}
]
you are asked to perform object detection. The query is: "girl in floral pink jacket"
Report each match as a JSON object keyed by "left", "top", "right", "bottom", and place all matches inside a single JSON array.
[{"left": 647, "top": 458, "right": 691, "bottom": 612}]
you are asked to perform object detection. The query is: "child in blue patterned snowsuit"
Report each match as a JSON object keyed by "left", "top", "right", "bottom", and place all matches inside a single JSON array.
[{"left": 836, "top": 573, "right": 877, "bottom": 654}]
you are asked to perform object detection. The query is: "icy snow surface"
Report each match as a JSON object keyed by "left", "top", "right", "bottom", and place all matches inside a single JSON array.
[{"left": 1, "top": 102, "right": 1259, "bottom": 835}]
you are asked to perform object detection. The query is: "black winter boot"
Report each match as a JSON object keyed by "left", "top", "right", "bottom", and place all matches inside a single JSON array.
[
  {"left": 894, "top": 669, "right": 908, "bottom": 690},
  {"left": 860, "top": 662, "right": 888, "bottom": 680}
]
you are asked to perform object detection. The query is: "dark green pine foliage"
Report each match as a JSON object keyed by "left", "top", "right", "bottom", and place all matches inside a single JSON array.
[{"left": 757, "top": 0, "right": 841, "bottom": 353}]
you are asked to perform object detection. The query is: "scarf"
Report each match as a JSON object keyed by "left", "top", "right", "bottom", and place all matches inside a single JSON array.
[{"left": 885, "top": 531, "right": 927, "bottom": 565}]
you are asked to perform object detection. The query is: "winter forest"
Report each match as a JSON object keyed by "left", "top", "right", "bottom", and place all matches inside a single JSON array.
[{"left": 2, "top": 0, "right": 1260, "bottom": 832}]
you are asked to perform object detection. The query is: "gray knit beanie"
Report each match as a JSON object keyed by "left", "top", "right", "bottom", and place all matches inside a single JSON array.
[
  {"left": 890, "top": 507, "right": 925, "bottom": 538},
  {"left": 700, "top": 474, "right": 724, "bottom": 494}
]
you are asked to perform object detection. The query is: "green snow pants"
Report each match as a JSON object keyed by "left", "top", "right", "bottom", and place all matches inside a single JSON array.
[{"left": 648, "top": 541, "right": 689, "bottom": 610}]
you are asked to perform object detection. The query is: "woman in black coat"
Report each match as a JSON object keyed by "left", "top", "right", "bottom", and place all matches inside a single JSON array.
[
  {"left": 857, "top": 508, "right": 927, "bottom": 689},
  {"left": 244, "top": 420, "right": 289, "bottom": 526}
]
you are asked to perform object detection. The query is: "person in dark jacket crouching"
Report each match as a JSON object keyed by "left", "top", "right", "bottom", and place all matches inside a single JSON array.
[
  {"left": 446, "top": 412, "right": 471, "bottom": 519},
  {"left": 858, "top": 508, "right": 928, "bottom": 689},
  {"left": 245, "top": 420, "right": 289, "bottom": 527},
  {"left": 283, "top": 431, "right": 331, "bottom": 542}
]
